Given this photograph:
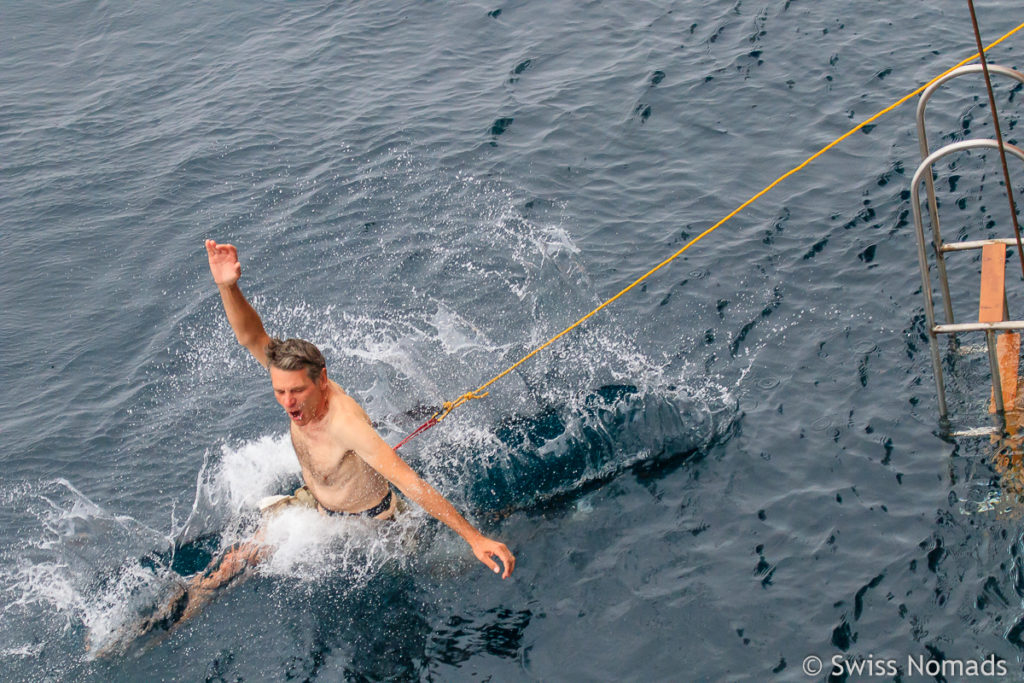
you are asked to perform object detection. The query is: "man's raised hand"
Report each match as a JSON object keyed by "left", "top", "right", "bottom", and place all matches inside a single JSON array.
[{"left": 206, "top": 239, "right": 242, "bottom": 287}]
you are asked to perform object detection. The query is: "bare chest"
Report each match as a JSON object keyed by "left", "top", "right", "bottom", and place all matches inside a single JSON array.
[{"left": 289, "top": 427, "right": 358, "bottom": 487}]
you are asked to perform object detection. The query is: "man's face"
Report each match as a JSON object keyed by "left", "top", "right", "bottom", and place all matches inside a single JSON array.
[{"left": 270, "top": 366, "right": 327, "bottom": 426}]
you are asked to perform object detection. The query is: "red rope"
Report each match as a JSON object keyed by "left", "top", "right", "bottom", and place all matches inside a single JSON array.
[{"left": 393, "top": 416, "right": 439, "bottom": 450}]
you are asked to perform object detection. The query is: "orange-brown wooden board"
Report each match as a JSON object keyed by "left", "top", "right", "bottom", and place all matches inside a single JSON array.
[
  {"left": 980, "top": 243, "right": 1008, "bottom": 323},
  {"left": 990, "top": 332, "right": 1021, "bottom": 412}
]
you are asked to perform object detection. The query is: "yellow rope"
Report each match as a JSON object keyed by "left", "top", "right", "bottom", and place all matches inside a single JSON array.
[{"left": 433, "top": 20, "right": 1024, "bottom": 423}]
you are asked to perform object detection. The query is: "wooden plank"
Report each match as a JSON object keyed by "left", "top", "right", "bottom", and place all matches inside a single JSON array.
[
  {"left": 980, "top": 243, "right": 1008, "bottom": 323},
  {"left": 990, "top": 332, "right": 1021, "bottom": 412}
]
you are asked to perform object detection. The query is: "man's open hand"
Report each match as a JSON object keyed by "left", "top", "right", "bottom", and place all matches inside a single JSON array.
[{"left": 206, "top": 239, "right": 241, "bottom": 286}]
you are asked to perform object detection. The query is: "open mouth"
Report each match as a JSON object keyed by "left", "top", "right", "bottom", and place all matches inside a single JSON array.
[{"left": 288, "top": 409, "right": 302, "bottom": 420}]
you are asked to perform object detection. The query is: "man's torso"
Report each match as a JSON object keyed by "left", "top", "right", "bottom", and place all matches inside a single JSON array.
[{"left": 289, "top": 382, "right": 390, "bottom": 513}]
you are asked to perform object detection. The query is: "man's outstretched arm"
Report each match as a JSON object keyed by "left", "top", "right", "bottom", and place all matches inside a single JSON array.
[
  {"left": 344, "top": 419, "right": 516, "bottom": 579},
  {"left": 205, "top": 240, "right": 271, "bottom": 367}
]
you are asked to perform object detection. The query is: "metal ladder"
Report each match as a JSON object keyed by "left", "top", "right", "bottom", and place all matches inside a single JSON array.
[{"left": 911, "top": 63, "right": 1024, "bottom": 422}]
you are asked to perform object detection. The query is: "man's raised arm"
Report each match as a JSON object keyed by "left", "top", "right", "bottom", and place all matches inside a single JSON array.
[{"left": 205, "top": 240, "right": 271, "bottom": 367}]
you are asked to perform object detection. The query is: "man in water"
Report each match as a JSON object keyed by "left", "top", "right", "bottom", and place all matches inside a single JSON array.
[
  {"left": 199, "top": 238, "right": 514, "bottom": 573},
  {"left": 130, "top": 239, "right": 515, "bottom": 631},
  {"left": 91, "top": 242, "right": 513, "bottom": 654}
]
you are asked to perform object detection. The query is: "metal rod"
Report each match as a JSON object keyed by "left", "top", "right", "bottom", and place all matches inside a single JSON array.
[
  {"left": 935, "top": 321, "right": 1024, "bottom": 333},
  {"left": 940, "top": 237, "right": 1022, "bottom": 252},
  {"left": 987, "top": 329, "right": 1006, "bottom": 413},
  {"left": 912, "top": 152, "right": 947, "bottom": 416},
  {"left": 931, "top": 328, "right": 949, "bottom": 418},
  {"left": 966, "top": 0, "right": 1024, "bottom": 283}
]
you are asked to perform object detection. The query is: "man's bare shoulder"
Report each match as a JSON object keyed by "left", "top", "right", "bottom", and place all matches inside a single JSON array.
[
  {"left": 326, "top": 381, "right": 359, "bottom": 413},
  {"left": 325, "top": 382, "right": 375, "bottom": 437}
]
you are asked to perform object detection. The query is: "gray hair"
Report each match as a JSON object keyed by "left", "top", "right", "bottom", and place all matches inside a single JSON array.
[{"left": 265, "top": 338, "right": 326, "bottom": 381}]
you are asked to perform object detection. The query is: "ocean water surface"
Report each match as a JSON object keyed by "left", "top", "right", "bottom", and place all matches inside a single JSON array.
[{"left": 2, "top": 1, "right": 1024, "bottom": 680}]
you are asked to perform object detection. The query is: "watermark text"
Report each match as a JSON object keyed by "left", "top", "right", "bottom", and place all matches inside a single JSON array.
[{"left": 801, "top": 654, "right": 1007, "bottom": 678}]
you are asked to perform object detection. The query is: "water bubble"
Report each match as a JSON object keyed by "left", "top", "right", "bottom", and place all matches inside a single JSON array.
[
  {"left": 812, "top": 416, "right": 833, "bottom": 431},
  {"left": 854, "top": 341, "right": 877, "bottom": 354}
]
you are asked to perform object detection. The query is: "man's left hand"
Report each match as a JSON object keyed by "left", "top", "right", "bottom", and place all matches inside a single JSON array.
[{"left": 470, "top": 536, "right": 516, "bottom": 579}]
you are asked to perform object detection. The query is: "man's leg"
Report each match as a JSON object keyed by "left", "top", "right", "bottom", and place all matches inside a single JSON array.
[{"left": 175, "top": 539, "right": 268, "bottom": 624}]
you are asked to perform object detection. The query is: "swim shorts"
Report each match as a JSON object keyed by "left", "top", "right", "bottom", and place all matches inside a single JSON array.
[{"left": 258, "top": 485, "right": 398, "bottom": 520}]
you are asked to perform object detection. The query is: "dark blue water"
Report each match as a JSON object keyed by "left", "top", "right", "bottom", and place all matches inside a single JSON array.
[{"left": 3, "top": 1, "right": 1024, "bottom": 680}]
